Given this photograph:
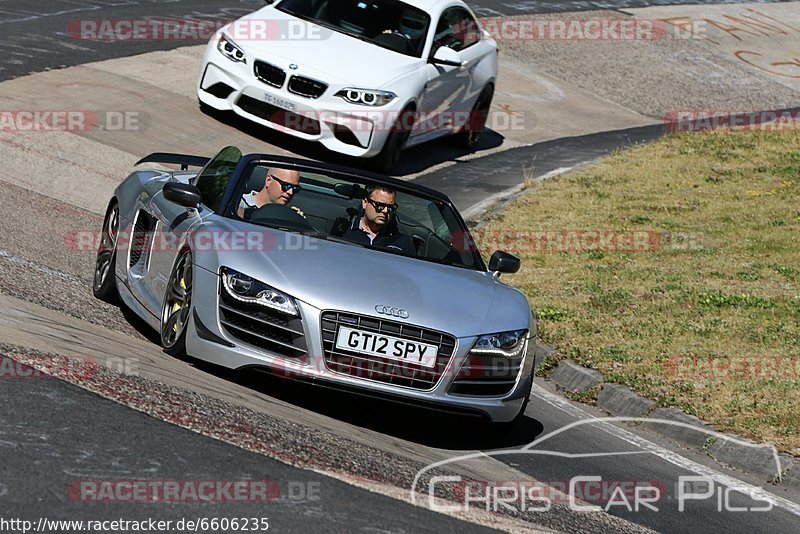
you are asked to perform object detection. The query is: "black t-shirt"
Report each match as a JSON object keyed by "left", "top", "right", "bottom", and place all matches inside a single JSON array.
[{"left": 341, "top": 215, "right": 416, "bottom": 256}]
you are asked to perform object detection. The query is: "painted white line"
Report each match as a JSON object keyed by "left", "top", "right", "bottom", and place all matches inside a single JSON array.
[
  {"left": 531, "top": 385, "right": 800, "bottom": 517},
  {"left": 462, "top": 166, "right": 574, "bottom": 221},
  {"left": 0, "top": 249, "right": 85, "bottom": 285}
]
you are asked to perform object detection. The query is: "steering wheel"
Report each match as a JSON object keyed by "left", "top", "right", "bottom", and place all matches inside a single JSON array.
[{"left": 248, "top": 203, "right": 317, "bottom": 233}]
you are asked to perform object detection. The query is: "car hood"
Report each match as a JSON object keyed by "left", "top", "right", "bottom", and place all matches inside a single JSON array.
[
  {"left": 194, "top": 222, "right": 531, "bottom": 339},
  {"left": 229, "top": 8, "right": 420, "bottom": 87}
]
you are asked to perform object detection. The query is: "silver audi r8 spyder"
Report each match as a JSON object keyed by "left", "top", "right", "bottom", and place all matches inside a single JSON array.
[{"left": 93, "top": 147, "right": 537, "bottom": 425}]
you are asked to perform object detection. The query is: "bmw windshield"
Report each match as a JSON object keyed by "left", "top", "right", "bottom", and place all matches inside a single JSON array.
[{"left": 276, "top": 0, "right": 431, "bottom": 58}]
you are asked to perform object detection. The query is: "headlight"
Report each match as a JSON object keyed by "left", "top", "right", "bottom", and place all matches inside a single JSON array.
[
  {"left": 217, "top": 34, "right": 246, "bottom": 63},
  {"left": 220, "top": 267, "right": 298, "bottom": 316},
  {"left": 335, "top": 88, "right": 396, "bottom": 106},
  {"left": 470, "top": 329, "right": 527, "bottom": 358}
]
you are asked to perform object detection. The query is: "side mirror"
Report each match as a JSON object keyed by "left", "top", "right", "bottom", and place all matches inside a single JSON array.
[
  {"left": 429, "top": 46, "right": 463, "bottom": 67},
  {"left": 163, "top": 182, "right": 202, "bottom": 209},
  {"left": 488, "top": 250, "right": 520, "bottom": 275}
]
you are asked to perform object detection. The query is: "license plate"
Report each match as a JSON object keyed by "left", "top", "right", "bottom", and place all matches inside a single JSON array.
[
  {"left": 335, "top": 326, "right": 438, "bottom": 368},
  {"left": 264, "top": 91, "right": 296, "bottom": 111}
]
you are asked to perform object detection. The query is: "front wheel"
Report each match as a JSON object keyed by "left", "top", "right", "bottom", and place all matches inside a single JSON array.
[
  {"left": 370, "top": 107, "right": 414, "bottom": 174},
  {"left": 161, "top": 249, "right": 193, "bottom": 357},
  {"left": 92, "top": 202, "right": 120, "bottom": 303},
  {"left": 455, "top": 84, "right": 494, "bottom": 151}
]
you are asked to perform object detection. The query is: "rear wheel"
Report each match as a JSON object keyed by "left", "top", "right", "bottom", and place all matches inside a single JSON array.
[
  {"left": 371, "top": 106, "right": 414, "bottom": 173},
  {"left": 456, "top": 84, "right": 494, "bottom": 151},
  {"left": 92, "top": 202, "right": 120, "bottom": 303},
  {"left": 161, "top": 249, "right": 193, "bottom": 357}
]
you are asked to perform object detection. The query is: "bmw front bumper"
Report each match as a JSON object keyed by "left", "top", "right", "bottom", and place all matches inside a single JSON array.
[{"left": 197, "top": 45, "right": 402, "bottom": 159}]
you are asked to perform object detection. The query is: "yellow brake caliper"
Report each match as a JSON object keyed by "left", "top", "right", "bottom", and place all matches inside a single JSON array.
[{"left": 171, "top": 276, "right": 186, "bottom": 332}]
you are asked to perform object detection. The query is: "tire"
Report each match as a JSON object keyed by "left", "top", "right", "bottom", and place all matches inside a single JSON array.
[
  {"left": 161, "top": 249, "right": 193, "bottom": 358},
  {"left": 456, "top": 84, "right": 494, "bottom": 151},
  {"left": 92, "top": 202, "right": 120, "bottom": 303},
  {"left": 370, "top": 107, "right": 414, "bottom": 174}
]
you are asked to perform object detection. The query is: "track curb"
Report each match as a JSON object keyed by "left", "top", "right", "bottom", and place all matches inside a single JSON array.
[{"left": 543, "top": 355, "right": 800, "bottom": 489}]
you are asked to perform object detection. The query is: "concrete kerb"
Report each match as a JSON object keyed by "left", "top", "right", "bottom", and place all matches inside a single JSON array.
[
  {"left": 545, "top": 359, "right": 800, "bottom": 489},
  {"left": 550, "top": 359, "right": 604, "bottom": 392},
  {"left": 707, "top": 439, "right": 795, "bottom": 484},
  {"left": 596, "top": 383, "right": 654, "bottom": 418}
]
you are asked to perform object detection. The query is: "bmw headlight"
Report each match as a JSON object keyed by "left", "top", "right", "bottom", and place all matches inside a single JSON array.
[
  {"left": 217, "top": 34, "right": 246, "bottom": 64},
  {"left": 470, "top": 329, "right": 527, "bottom": 358},
  {"left": 220, "top": 267, "right": 298, "bottom": 316},
  {"left": 335, "top": 88, "right": 396, "bottom": 106}
]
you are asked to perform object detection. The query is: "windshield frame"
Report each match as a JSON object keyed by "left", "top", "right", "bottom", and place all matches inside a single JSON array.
[
  {"left": 275, "top": 0, "right": 432, "bottom": 59},
  {"left": 217, "top": 154, "right": 487, "bottom": 272}
]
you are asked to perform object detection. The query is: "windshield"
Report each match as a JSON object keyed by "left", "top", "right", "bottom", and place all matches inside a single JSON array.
[
  {"left": 276, "top": 0, "right": 431, "bottom": 58},
  {"left": 225, "top": 161, "right": 485, "bottom": 271},
  {"left": 194, "top": 146, "right": 242, "bottom": 211}
]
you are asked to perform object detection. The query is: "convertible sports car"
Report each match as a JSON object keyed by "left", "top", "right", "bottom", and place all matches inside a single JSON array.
[
  {"left": 92, "top": 147, "right": 537, "bottom": 425},
  {"left": 197, "top": 0, "right": 497, "bottom": 171}
]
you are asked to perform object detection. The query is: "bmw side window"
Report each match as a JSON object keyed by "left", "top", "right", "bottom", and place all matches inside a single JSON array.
[
  {"left": 193, "top": 146, "right": 242, "bottom": 211},
  {"left": 432, "top": 8, "right": 479, "bottom": 54},
  {"left": 455, "top": 10, "right": 480, "bottom": 49}
]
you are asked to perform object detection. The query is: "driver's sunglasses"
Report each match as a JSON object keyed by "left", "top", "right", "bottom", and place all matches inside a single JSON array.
[
  {"left": 270, "top": 175, "right": 302, "bottom": 194},
  {"left": 366, "top": 197, "right": 398, "bottom": 213}
]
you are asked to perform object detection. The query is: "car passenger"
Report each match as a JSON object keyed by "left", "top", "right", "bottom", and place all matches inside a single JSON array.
[
  {"left": 237, "top": 167, "right": 303, "bottom": 219},
  {"left": 341, "top": 185, "right": 415, "bottom": 255}
]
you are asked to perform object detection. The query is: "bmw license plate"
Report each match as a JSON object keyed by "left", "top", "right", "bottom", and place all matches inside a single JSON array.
[
  {"left": 335, "top": 326, "right": 438, "bottom": 368},
  {"left": 264, "top": 91, "right": 296, "bottom": 111}
]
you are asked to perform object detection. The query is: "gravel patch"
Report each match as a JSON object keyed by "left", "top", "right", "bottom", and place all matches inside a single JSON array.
[
  {"left": 497, "top": 11, "right": 800, "bottom": 118},
  {"left": 0, "top": 180, "right": 146, "bottom": 340}
]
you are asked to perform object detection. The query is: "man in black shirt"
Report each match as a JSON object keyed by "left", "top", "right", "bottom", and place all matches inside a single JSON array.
[{"left": 341, "top": 185, "right": 416, "bottom": 255}]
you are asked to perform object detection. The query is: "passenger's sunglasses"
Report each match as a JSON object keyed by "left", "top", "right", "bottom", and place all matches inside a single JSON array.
[
  {"left": 270, "top": 175, "right": 302, "bottom": 193},
  {"left": 366, "top": 197, "right": 398, "bottom": 213}
]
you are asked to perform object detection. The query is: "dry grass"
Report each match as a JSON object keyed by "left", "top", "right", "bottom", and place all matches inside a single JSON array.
[{"left": 479, "top": 128, "right": 800, "bottom": 453}]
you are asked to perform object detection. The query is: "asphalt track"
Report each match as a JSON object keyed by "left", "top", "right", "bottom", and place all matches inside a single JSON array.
[
  {"left": 0, "top": 354, "right": 499, "bottom": 534},
  {"left": 0, "top": 0, "right": 791, "bottom": 80},
  {"left": 2, "top": 0, "right": 800, "bottom": 533}
]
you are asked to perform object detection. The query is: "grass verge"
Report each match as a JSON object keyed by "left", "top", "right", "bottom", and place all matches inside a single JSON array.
[{"left": 478, "top": 128, "right": 800, "bottom": 453}]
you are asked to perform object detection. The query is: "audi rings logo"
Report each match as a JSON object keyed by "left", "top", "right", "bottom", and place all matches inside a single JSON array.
[{"left": 375, "top": 305, "right": 409, "bottom": 319}]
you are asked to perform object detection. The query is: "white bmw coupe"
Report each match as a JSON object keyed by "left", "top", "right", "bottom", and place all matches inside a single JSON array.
[{"left": 197, "top": 0, "right": 498, "bottom": 171}]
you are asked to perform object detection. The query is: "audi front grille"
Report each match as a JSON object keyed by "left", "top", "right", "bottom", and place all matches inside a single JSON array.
[{"left": 321, "top": 311, "right": 456, "bottom": 390}]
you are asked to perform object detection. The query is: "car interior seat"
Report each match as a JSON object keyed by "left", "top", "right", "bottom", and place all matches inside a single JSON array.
[{"left": 372, "top": 32, "right": 412, "bottom": 55}]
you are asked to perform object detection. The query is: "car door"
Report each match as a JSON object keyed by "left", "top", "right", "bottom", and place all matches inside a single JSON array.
[
  {"left": 416, "top": 7, "right": 483, "bottom": 137},
  {"left": 129, "top": 147, "right": 241, "bottom": 319}
]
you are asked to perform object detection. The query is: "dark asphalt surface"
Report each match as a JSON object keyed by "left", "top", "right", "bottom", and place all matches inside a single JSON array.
[
  {"left": 0, "top": 354, "right": 497, "bottom": 534},
  {"left": 0, "top": 0, "right": 791, "bottom": 81},
  {"left": 413, "top": 124, "right": 666, "bottom": 214}
]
